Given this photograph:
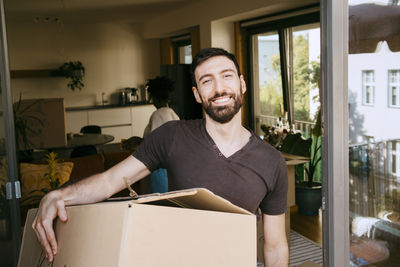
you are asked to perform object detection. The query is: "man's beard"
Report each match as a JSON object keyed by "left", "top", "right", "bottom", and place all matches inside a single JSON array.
[{"left": 200, "top": 87, "right": 243, "bottom": 124}]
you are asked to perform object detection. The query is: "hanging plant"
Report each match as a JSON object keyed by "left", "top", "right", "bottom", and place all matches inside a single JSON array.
[{"left": 59, "top": 61, "right": 85, "bottom": 91}]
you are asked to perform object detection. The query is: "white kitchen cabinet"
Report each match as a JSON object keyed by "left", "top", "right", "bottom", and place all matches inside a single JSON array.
[
  {"left": 87, "top": 107, "right": 132, "bottom": 143},
  {"left": 131, "top": 105, "right": 156, "bottom": 137},
  {"left": 65, "top": 105, "right": 155, "bottom": 144},
  {"left": 88, "top": 107, "right": 131, "bottom": 127},
  {"left": 65, "top": 110, "right": 88, "bottom": 133}
]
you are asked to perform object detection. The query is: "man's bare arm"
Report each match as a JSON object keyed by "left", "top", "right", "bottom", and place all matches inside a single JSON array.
[
  {"left": 32, "top": 155, "right": 151, "bottom": 262},
  {"left": 263, "top": 213, "right": 289, "bottom": 267}
]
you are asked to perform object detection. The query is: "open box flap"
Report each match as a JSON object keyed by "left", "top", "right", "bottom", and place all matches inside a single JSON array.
[{"left": 109, "top": 188, "right": 252, "bottom": 215}]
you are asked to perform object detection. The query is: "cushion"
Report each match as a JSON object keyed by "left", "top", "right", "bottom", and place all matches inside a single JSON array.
[{"left": 20, "top": 162, "right": 74, "bottom": 202}]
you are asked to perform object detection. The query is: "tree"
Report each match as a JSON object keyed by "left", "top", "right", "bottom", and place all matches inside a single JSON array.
[{"left": 258, "top": 32, "right": 320, "bottom": 123}]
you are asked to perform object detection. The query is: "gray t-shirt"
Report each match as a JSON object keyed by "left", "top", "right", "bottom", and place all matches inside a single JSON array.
[{"left": 133, "top": 119, "right": 287, "bottom": 215}]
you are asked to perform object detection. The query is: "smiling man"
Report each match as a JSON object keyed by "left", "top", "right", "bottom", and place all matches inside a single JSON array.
[{"left": 33, "top": 48, "right": 288, "bottom": 266}]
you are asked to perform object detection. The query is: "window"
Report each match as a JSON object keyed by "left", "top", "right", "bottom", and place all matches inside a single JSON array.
[
  {"left": 171, "top": 34, "right": 192, "bottom": 64},
  {"left": 245, "top": 13, "right": 320, "bottom": 136},
  {"left": 388, "top": 70, "right": 400, "bottom": 107},
  {"left": 362, "top": 70, "right": 375, "bottom": 105},
  {"left": 389, "top": 141, "right": 398, "bottom": 176},
  {"left": 251, "top": 31, "right": 284, "bottom": 123}
]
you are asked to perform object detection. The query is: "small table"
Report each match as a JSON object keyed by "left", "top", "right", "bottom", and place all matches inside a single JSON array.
[
  {"left": 281, "top": 152, "right": 310, "bottom": 208},
  {"left": 67, "top": 134, "right": 114, "bottom": 148}
]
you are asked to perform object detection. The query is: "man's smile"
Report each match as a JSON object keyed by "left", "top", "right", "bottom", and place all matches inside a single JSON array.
[{"left": 209, "top": 94, "right": 234, "bottom": 106}]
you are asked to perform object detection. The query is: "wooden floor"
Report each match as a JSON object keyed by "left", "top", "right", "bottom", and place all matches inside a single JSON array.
[{"left": 290, "top": 205, "right": 322, "bottom": 246}]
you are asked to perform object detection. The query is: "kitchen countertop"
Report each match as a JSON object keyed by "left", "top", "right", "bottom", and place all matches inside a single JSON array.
[{"left": 65, "top": 101, "right": 152, "bottom": 112}]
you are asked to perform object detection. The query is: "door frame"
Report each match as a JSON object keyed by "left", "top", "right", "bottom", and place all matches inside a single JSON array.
[{"left": 321, "top": 0, "right": 350, "bottom": 266}]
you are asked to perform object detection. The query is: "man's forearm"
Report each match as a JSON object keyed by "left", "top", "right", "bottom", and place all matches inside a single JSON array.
[
  {"left": 59, "top": 155, "right": 150, "bottom": 206},
  {"left": 60, "top": 172, "right": 115, "bottom": 206}
]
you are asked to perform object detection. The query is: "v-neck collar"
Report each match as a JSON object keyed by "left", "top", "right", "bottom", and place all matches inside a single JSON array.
[{"left": 200, "top": 118, "right": 255, "bottom": 160}]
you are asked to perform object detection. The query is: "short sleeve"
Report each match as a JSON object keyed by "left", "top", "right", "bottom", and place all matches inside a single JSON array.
[
  {"left": 132, "top": 121, "right": 177, "bottom": 171},
  {"left": 259, "top": 155, "right": 288, "bottom": 215}
]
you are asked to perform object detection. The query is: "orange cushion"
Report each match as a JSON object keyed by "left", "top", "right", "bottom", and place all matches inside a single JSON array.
[{"left": 20, "top": 162, "right": 73, "bottom": 202}]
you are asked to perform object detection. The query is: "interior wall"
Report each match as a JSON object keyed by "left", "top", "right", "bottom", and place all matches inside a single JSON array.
[
  {"left": 143, "top": 0, "right": 318, "bottom": 40},
  {"left": 7, "top": 21, "right": 160, "bottom": 107},
  {"left": 211, "top": 21, "right": 235, "bottom": 53}
]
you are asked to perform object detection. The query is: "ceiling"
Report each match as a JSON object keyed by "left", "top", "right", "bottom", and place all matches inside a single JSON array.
[{"left": 4, "top": 0, "right": 201, "bottom": 24}]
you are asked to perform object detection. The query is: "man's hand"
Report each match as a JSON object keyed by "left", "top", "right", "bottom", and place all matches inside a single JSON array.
[
  {"left": 32, "top": 190, "right": 67, "bottom": 262},
  {"left": 263, "top": 213, "right": 289, "bottom": 267}
]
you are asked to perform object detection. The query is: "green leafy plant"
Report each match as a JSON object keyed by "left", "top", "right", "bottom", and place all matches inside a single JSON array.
[
  {"left": 21, "top": 152, "right": 63, "bottom": 205},
  {"left": 304, "top": 108, "right": 322, "bottom": 187},
  {"left": 0, "top": 157, "right": 9, "bottom": 219},
  {"left": 304, "top": 60, "right": 322, "bottom": 187},
  {"left": 59, "top": 61, "right": 85, "bottom": 91},
  {"left": 13, "top": 94, "right": 44, "bottom": 151}
]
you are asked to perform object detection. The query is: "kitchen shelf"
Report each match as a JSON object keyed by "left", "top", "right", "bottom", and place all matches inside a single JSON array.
[{"left": 10, "top": 69, "right": 65, "bottom": 78}]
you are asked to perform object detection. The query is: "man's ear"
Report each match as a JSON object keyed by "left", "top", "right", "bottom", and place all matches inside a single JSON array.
[
  {"left": 192, "top": 87, "right": 202, "bottom": 104},
  {"left": 240, "top": 75, "right": 247, "bottom": 94}
]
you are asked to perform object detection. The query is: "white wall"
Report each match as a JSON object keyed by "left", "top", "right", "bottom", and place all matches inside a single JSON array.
[
  {"left": 7, "top": 21, "right": 160, "bottom": 107},
  {"left": 211, "top": 21, "right": 235, "bottom": 53}
]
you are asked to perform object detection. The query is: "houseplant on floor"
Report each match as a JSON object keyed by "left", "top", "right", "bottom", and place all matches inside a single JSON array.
[{"left": 295, "top": 107, "right": 322, "bottom": 216}]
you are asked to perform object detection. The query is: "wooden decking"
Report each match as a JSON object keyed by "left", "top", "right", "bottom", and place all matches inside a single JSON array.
[{"left": 290, "top": 206, "right": 322, "bottom": 246}]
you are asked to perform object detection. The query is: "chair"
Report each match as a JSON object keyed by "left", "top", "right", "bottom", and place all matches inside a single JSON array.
[
  {"left": 80, "top": 125, "right": 101, "bottom": 134},
  {"left": 120, "top": 136, "right": 143, "bottom": 153}
]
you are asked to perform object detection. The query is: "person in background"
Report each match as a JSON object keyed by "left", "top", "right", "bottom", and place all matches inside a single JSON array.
[{"left": 143, "top": 76, "right": 179, "bottom": 193}]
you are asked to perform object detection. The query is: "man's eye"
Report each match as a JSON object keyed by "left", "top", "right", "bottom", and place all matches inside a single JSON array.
[
  {"left": 224, "top": 74, "right": 233, "bottom": 78},
  {"left": 202, "top": 79, "right": 211, "bottom": 84}
]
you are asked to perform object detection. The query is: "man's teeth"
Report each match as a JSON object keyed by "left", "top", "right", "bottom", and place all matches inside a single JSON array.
[{"left": 213, "top": 97, "right": 230, "bottom": 103}]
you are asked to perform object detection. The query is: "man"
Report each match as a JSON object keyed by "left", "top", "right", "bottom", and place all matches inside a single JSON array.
[{"left": 33, "top": 48, "right": 289, "bottom": 266}]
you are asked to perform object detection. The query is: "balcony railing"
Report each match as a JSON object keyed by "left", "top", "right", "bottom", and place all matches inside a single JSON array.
[
  {"left": 349, "top": 139, "right": 400, "bottom": 219},
  {"left": 256, "top": 115, "right": 315, "bottom": 137}
]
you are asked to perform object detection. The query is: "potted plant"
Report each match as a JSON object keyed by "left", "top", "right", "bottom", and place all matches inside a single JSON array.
[
  {"left": 0, "top": 157, "right": 10, "bottom": 240},
  {"left": 13, "top": 94, "right": 44, "bottom": 151},
  {"left": 295, "top": 61, "right": 322, "bottom": 216},
  {"left": 59, "top": 61, "right": 85, "bottom": 91},
  {"left": 21, "top": 152, "right": 65, "bottom": 206},
  {"left": 295, "top": 107, "right": 322, "bottom": 216}
]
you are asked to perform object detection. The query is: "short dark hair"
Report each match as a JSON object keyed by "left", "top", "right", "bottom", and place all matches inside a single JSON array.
[
  {"left": 190, "top": 47, "right": 241, "bottom": 87},
  {"left": 146, "top": 76, "right": 174, "bottom": 101}
]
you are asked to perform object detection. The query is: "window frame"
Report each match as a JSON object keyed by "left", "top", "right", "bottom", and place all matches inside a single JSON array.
[
  {"left": 243, "top": 11, "right": 320, "bottom": 130},
  {"left": 361, "top": 70, "right": 375, "bottom": 106},
  {"left": 388, "top": 69, "right": 400, "bottom": 108},
  {"left": 171, "top": 34, "right": 192, "bottom": 64}
]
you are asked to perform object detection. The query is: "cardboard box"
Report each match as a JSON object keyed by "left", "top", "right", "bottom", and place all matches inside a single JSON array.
[{"left": 18, "top": 188, "right": 256, "bottom": 267}]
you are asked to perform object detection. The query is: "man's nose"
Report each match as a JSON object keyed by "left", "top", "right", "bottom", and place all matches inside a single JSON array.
[{"left": 213, "top": 78, "right": 225, "bottom": 93}]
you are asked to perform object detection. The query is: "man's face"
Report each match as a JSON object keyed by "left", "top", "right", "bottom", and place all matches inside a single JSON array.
[{"left": 192, "top": 56, "right": 246, "bottom": 124}]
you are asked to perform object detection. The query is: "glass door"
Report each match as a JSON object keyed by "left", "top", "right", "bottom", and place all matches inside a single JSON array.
[
  {"left": 252, "top": 31, "right": 283, "bottom": 136},
  {"left": 0, "top": 0, "right": 22, "bottom": 265},
  {"left": 348, "top": 1, "right": 400, "bottom": 266},
  {"left": 247, "top": 12, "right": 323, "bottom": 266}
]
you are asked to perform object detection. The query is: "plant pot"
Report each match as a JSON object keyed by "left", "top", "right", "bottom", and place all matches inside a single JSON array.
[{"left": 295, "top": 181, "right": 322, "bottom": 216}]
